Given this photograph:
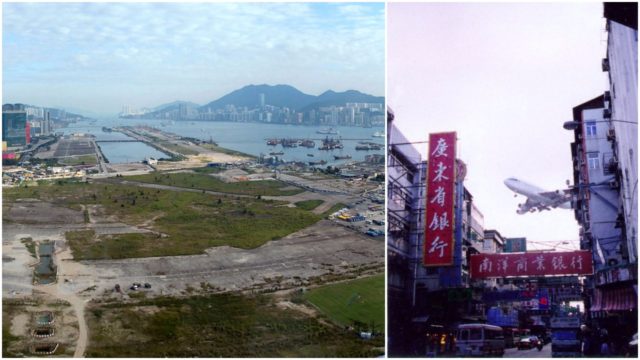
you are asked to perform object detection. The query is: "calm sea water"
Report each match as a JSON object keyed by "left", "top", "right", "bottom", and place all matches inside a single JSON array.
[{"left": 63, "top": 119, "right": 384, "bottom": 165}]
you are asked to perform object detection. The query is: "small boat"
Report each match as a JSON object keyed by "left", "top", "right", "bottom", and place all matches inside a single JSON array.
[
  {"left": 372, "top": 131, "right": 384, "bottom": 138},
  {"left": 334, "top": 155, "right": 352, "bottom": 160},
  {"left": 269, "top": 151, "right": 284, "bottom": 156},
  {"left": 307, "top": 154, "right": 314, "bottom": 157}
]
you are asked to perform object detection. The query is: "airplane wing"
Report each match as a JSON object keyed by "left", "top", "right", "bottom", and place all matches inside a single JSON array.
[
  {"left": 517, "top": 198, "right": 541, "bottom": 214},
  {"left": 539, "top": 189, "right": 572, "bottom": 207}
]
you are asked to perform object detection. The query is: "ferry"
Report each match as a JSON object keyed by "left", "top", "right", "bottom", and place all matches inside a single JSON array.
[
  {"left": 317, "top": 128, "right": 339, "bottom": 135},
  {"left": 372, "top": 131, "right": 384, "bottom": 138}
]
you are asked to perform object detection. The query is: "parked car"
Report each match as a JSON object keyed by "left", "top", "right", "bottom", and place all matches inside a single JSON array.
[
  {"left": 517, "top": 336, "right": 541, "bottom": 350},
  {"left": 629, "top": 333, "right": 638, "bottom": 357}
]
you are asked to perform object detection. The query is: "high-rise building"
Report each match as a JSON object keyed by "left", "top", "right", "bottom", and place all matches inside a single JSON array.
[
  {"left": 387, "top": 108, "right": 500, "bottom": 356},
  {"left": 603, "top": 2, "right": 638, "bottom": 266},
  {"left": 2, "top": 104, "right": 28, "bottom": 147}
]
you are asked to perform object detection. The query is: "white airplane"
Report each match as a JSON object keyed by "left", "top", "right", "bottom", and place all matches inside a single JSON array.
[{"left": 504, "top": 177, "right": 572, "bottom": 214}]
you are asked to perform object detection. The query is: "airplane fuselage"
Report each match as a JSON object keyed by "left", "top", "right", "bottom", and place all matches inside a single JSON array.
[{"left": 504, "top": 178, "right": 571, "bottom": 210}]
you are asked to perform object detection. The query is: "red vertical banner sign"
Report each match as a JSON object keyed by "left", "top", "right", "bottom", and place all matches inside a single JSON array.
[{"left": 424, "top": 132, "right": 457, "bottom": 266}]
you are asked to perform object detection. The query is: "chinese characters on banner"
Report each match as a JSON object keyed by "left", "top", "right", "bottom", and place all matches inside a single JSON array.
[
  {"left": 424, "top": 132, "right": 457, "bottom": 266},
  {"left": 469, "top": 251, "right": 594, "bottom": 278}
]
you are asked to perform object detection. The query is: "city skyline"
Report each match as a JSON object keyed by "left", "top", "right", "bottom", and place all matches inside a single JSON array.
[
  {"left": 388, "top": 3, "right": 609, "bottom": 250},
  {"left": 3, "top": 2, "right": 384, "bottom": 116}
]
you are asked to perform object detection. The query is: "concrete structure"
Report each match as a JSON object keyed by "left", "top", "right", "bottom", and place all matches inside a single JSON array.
[
  {"left": 2, "top": 104, "right": 29, "bottom": 147},
  {"left": 562, "top": 4, "right": 637, "bottom": 352},
  {"left": 603, "top": 2, "right": 638, "bottom": 266},
  {"left": 387, "top": 108, "right": 503, "bottom": 356}
]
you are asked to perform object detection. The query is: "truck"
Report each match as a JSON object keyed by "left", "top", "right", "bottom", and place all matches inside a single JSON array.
[{"left": 550, "top": 316, "right": 581, "bottom": 357}]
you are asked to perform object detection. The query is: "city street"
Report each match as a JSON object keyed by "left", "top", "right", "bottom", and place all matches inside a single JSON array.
[{"left": 505, "top": 344, "right": 551, "bottom": 358}]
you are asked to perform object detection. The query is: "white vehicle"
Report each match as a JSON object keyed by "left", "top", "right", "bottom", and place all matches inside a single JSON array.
[
  {"left": 455, "top": 323, "right": 505, "bottom": 357},
  {"left": 503, "top": 177, "right": 572, "bottom": 214}
]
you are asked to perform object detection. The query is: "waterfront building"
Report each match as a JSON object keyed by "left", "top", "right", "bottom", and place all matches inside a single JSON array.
[{"left": 2, "top": 103, "right": 29, "bottom": 147}]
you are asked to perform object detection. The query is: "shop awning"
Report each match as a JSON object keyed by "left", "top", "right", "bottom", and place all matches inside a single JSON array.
[{"left": 590, "top": 286, "right": 638, "bottom": 311}]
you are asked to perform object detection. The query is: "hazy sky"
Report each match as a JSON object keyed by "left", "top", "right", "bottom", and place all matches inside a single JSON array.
[
  {"left": 3, "top": 2, "right": 384, "bottom": 116},
  {"left": 388, "top": 3, "right": 609, "bottom": 251}
]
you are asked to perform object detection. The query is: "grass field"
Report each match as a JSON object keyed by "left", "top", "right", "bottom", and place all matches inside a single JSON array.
[
  {"left": 85, "top": 293, "right": 383, "bottom": 357},
  {"left": 127, "top": 172, "right": 304, "bottom": 196},
  {"left": 4, "top": 181, "right": 321, "bottom": 259},
  {"left": 294, "top": 199, "right": 324, "bottom": 211},
  {"left": 304, "top": 274, "right": 384, "bottom": 331},
  {"left": 59, "top": 155, "right": 98, "bottom": 166},
  {"left": 199, "top": 143, "right": 256, "bottom": 159}
]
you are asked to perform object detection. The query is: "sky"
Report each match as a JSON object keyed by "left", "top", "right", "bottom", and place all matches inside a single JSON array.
[
  {"left": 388, "top": 3, "right": 609, "bottom": 251},
  {"left": 2, "top": 2, "right": 384, "bottom": 116}
]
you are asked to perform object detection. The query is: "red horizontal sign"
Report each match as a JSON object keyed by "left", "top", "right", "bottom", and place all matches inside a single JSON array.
[{"left": 470, "top": 251, "right": 593, "bottom": 279}]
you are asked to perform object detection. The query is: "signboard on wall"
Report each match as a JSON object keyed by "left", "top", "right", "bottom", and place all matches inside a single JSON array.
[
  {"left": 469, "top": 251, "right": 593, "bottom": 278},
  {"left": 423, "top": 132, "right": 456, "bottom": 267}
]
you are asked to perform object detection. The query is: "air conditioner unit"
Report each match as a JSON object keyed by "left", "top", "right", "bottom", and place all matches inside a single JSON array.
[
  {"left": 602, "top": 58, "right": 610, "bottom": 72},
  {"left": 603, "top": 109, "right": 612, "bottom": 119},
  {"left": 607, "top": 128, "right": 616, "bottom": 141},
  {"left": 604, "top": 90, "right": 611, "bottom": 102}
]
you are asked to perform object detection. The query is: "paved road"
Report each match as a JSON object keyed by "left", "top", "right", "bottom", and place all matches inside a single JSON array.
[{"left": 505, "top": 344, "right": 551, "bottom": 358}]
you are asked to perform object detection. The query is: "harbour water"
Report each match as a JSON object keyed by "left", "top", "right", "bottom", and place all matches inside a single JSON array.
[{"left": 62, "top": 119, "right": 384, "bottom": 165}]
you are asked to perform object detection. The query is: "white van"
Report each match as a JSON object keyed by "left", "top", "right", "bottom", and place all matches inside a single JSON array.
[{"left": 455, "top": 323, "right": 505, "bottom": 357}]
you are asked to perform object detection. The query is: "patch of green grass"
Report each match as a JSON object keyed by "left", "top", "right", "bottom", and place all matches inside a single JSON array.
[
  {"left": 199, "top": 143, "right": 256, "bottom": 159},
  {"left": 304, "top": 274, "right": 384, "bottom": 331},
  {"left": 59, "top": 155, "right": 98, "bottom": 166},
  {"left": 322, "top": 203, "right": 348, "bottom": 217},
  {"left": 85, "top": 293, "right": 383, "bottom": 357},
  {"left": 127, "top": 172, "right": 304, "bottom": 196},
  {"left": 20, "top": 237, "right": 37, "bottom": 258},
  {"left": 294, "top": 199, "right": 325, "bottom": 211},
  {"left": 159, "top": 141, "right": 199, "bottom": 156},
  {"left": 2, "top": 321, "right": 21, "bottom": 358},
  {"left": 192, "top": 166, "right": 224, "bottom": 174}
]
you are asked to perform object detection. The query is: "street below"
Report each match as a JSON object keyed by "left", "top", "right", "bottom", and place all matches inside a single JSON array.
[{"left": 504, "top": 344, "right": 551, "bottom": 358}]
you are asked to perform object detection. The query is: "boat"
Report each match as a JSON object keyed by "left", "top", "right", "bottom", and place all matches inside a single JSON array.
[
  {"left": 301, "top": 139, "right": 316, "bottom": 148},
  {"left": 333, "top": 155, "right": 352, "bottom": 160},
  {"left": 309, "top": 160, "right": 327, "bottom": 166},
  {"left": 372, "top": 131, "right": 384, "bottom": 138},
  {"left": 307, "top": 154, "right": 314, "bottom": 157},
  {"left": 269, "top": 151, "right": 284, "bottom": 156},
  {"left": 266, "top": 139, "right": 279, "bottom": 146},
  {"left": 317, "top": 127, "right": 339, "bottom": 135}
]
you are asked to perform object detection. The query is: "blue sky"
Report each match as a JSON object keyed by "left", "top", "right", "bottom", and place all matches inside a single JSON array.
[{"left": 3, "top": 2, "right": 384, "bottom": 115}]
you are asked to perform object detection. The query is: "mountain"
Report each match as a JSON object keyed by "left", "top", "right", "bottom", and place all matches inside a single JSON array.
[
  {"left": 299, "top": 90, "right": 385, "bottom": 113},
  {"left": 132, "top": 84, "right": 384, "bottom": 120},
  {"left": 200, "top": 84, "right": 316, "bottom": 111},
  {"left": 152, "top": 100, "right": 200, "bottom": 112}
]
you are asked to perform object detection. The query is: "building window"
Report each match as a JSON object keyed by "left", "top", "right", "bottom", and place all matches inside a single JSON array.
[
  {"left": 585, "top": 121, "right": 597, "bottom": 136},
  {"left": 587, "top": 152, "right": 599, "bottom": 170}
]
